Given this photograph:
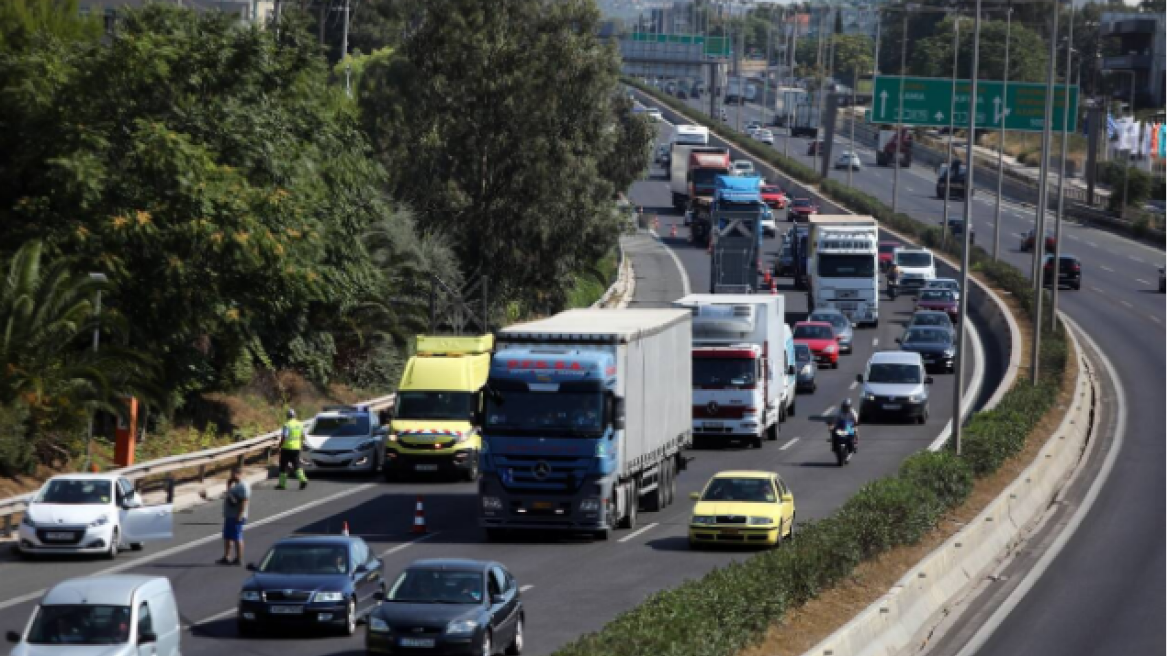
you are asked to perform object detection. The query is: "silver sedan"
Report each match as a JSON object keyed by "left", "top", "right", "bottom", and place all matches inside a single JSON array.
[{"left": 809, "top": 308, "right": 855, "bottom": 354}]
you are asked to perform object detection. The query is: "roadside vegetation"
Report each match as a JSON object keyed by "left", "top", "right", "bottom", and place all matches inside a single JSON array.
[{"left": 0, "top": 0, "right": 652, "bottom": 478}]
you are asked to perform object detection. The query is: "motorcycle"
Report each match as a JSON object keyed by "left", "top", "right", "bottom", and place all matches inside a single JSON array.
[
  {"left": 887, "top": 277, "right": 899, "bottom": 300},
  {"left": 828, "top": 424, "right": 857, "bottom": 466}
]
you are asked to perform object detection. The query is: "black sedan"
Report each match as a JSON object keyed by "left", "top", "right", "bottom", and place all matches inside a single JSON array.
[
  {"left": 238, "top": 535, "right": 384, "bottom": 636},
  {"left": 367, "top": 559, "right": 524, "bottom": 656},
  {"left": 896, "top": 326, "right": 956, "bottom": 372}
]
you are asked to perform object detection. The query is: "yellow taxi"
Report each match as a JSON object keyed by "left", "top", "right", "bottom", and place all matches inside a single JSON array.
[{"left": 688, "top": 471, "right": 796, "bottom": 547}]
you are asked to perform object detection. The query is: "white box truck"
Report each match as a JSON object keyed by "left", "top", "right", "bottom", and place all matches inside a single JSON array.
[
  {"left": 672, "top": 295, "right": 795, "bottom": 449},
  {"left": 808, "top": 215, "right": 880, "bottom": 326},
  {"left": 479, "top": 309, "right": 692, "bottom": 540}
]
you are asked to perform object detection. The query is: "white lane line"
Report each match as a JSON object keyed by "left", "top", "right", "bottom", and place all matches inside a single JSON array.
[
  {"left": 193, "top": 607, "right": 237, "bottom": 627},
  {"left": 0, "top": 483, "right": 379, "bottom": 612},
  {"left": 1135, "top": 278, "right": 1151, "bottom": 285},
  {"left": 618, "top": 522, "right": 659, "bottom": 543},
  {"left": 1150, "top": 316, "right": 1162, "bottom": 325},
  {"left": 1120, "top": 300, "right": 1133, "bottom": 309},
  {"left": 1089, "top": 286, "right": 1105, "bottom": 293},
  {"left": 1067, "top": 234, "right": 1081, "bottom": 241},
  {"left": 1128, "top": 255, "right": 1144, "bottom": 263},
  {"left": 1100, "top": 265, "right": 1115, "bottom": 273},
  {"left": 1087, "top": 241, "right": 1098, "bottom": 247},
  {"left": 380, "top": 531, "right": 440, "bottom": 558},
  {"left": 520, "top": 584, "right": 535, "bottom": 593},
  {"left": 872, "top": 337, "right": 879, "bottom": 347},
  {"left": 780, "top": 438, "right": 800, "bottom": 451},
  {"left": 849, "top": 380, "right": 858, "bottom": 390},
  {"left": 820, "top": 405, "right": 836, "bottom": 417}
]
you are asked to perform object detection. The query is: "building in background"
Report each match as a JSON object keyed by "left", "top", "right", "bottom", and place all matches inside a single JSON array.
[
  {"left": 1100, "top": 11, "right": 1165, "bottom": 109},
  {"left": 80, "top": 0, "right": 275, "bottom": 29}
]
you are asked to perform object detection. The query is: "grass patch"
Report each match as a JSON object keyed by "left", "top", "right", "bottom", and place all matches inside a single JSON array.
[{"left": 567, "top": 250, "right": 620, "bottom": 308}]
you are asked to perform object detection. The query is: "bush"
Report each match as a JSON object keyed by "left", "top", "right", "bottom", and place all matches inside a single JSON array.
[{"left": 899, "top": 451, "right": 974, "bottom": 508}]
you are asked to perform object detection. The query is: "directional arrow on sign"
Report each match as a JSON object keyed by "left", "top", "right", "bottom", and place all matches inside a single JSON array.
[
  {"left": 935, "top": 111, "right": 945, "bottom": 122},
  {"left": 880, "top": 90, "right": 889, "bottom": 118}
]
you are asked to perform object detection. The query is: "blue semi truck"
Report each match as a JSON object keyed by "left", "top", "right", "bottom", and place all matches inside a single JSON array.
[
  {"left": 710, "top": 175, "right": 767, "bottom": 293},
  {"left": 478, "top": 309, "right": 692, "bottom": 540}
]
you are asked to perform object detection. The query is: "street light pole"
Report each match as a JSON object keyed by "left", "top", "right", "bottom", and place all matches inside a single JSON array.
[
  {"left": 952, "top": 0, "right": 982, "bottom": 457},
  {"left": 1029, "top": 1, "right": 1060, "bottom": 385},
  {"left": 892, "top": 8, "right": 908, "bottom": 214},
  {"left": 82, "top": 272, "right": 108, "bottom": 472},
  {"left": 1050, "top": 7, "right": 1075, "bottom": 331},
  {"left": 941, "top": 16, "right": 961, "bottom": 248},
  {"left": 992, "top": 3, "right": 1012, "bottom": 262}
]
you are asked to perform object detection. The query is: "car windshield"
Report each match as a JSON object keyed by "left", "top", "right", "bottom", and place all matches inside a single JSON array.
[
  {"left": 927, "top": 280, "right": 958, "bottom": 291},
  {"left": 920, "top": 290, "right": 953, "bottom": 302},
  {"left": 879, "top": 243, "right": 898, "bottom": 254},
  {"left": 905, "top": 328, "right": 950, "bottom": 344},
  {"left": 818, "top": 254, "right": 876, "bottom": 278},
  {"left": 27, "top": 605, "right": 132, "bottom": 645},
  {"left": 388, "top": 569, "right": 484, "bottom": 604},
  {"left": 794, "top": 345, "right": 813, "bottom": 363},
  {"left": 762, "top": 186, "right": 781, "bottom": 194},
  {"left": 911, "top": 313, "right": 951, "bottom": 328},
  {"left": 259, "top": 544, "right": 350, "bottom": 575},
  {"left": 693, "top": 358, "right": 756, "bottom": 387},
  {"left": 794, "top": 324, "right": 833, "bottom": 340},
  {"left": 896, "top": 252, "right": 933, "bottom": 267},
  {"left": 35, "top": 480, "right": 111, "bottom": 505},
  {"left": 867, "top": 363, "right": 922, "bottom": 384},
  {"left": 810, "top": 313, "right": 848, "bottom": 331},
  {"left": 701, "top": 477, "right": 776, "bottom": 503},
  {"left": 484, "top": 391, "right": 604, "bottom": 435},
  {"left": 792, "top": 199, "right": 811, "bottom": 207},
  {"left": 310, "top": 414, "right": 371, "bottom": 437},
  {"left": 394, "top": 392, "right": 473, "bottom": 421}
]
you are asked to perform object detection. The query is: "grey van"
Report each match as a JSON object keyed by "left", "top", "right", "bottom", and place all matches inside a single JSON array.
[{"left": 7, "top": 576, "right": 181, "bottom": 656}]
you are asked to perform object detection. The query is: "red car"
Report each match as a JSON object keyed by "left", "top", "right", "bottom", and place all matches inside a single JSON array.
[
  {"left": 789, "top": 198, "right": 818, "bottom": 222},
  {"left": 807, "top": 140, "right": 825, "bottom": 155},
  {"left": 793, "top": 321, "right": 839, "bottom": 368},
  {"left": 915, "top": 289, "right": 959, "bottom": 322},
  {"left": 1021, "top": 229, "right": 1056, "bottom": 253},
  {"left": 761, "top": 184, "right": 788, "bottom": 210},
  {"left": 878, "top": 240, "right": 900, "bottom": 271}
]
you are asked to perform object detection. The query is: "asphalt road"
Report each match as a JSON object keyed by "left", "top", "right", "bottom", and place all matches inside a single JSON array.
[
  {"left": 0, "top": 146, "right": 985, "bottom": 656},
  {"left": 653, "top": 91, "right": 1166, "bottom": 655}
]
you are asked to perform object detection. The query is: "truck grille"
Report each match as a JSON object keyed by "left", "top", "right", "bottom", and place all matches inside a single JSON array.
[
  {"left": 494, "top": 455, "right": 591, "bottom": 493},
  {"left": 693, "top": 404, "right": 750, "bottom": 419}
]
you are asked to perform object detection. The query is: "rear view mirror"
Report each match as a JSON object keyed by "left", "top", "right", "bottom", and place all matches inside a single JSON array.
[
  {"left": 689, "top": 492, "right": 700, "bottom": 500},
  {"left": 787, "top": 365, "right": 796, "bottom": 376},
  {"left": 925, "top": 376, "right": 935, "bottom": 384},
  {"left": 373, "top": 591, "right": 385, "bottom": 602},
  {"left": 6, "top": 631, "right": 19, "bottom": 644},
  {"left": 612, "top": 396, "right": 626, "bottom": 431},
  {"left": 246, "top": 563, "right": 258, "bottom": 572},
  {"left": 138, "top": 631, "right": 157, "bottom": 645},
  {"left": 895, "top": 338, "right": 902, "bottom": 344},
  {"left": 855, "top": 373, "right": 863, "bottom": 383}
]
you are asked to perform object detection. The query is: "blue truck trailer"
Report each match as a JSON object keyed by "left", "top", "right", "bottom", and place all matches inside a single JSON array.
[{"left": 710, "top": 175, "right": 767, "bottom": 293}]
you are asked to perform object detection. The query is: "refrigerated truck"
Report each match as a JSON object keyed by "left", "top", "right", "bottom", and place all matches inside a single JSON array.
[
  {"left": 808, "top": 215, "right": 880, "bottom": 326},
  {"left": 478, "top": 309, "right": 692, "bottom": 540},
  {"left": 672, "top": 295, "right": 795, "bottom": 449}
]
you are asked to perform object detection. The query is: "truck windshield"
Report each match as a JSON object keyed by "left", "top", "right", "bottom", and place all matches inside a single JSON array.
[
  {"left": 485, "top": 391, "right": 604, "bottom": 435},
  {"left": 693, "top": 358, "right": 756, "bottom": 387},
  {"left": 817, "top": 254, "right": 875, "bottom": 277},
  {"left": 691, "top": 168, "right": 727, "bottom": 189},
  {"left": 896, "top": 252, "right": 933, "bottom": 267},
  {"left": 395, "top": 392, "right": 473, "bottom": 421},
  {"left": 27, "top": 605, "right": 132, "bottom": 645}
]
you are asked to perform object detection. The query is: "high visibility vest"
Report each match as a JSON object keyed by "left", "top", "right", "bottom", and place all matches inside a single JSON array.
[{"left": 282, "top": 419, "right": 304, "bottom": 450}]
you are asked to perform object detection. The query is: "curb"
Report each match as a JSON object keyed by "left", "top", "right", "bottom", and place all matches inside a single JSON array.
[
  {"left": 593, "top": 237, "right": 636, "bottom": 309},
  {"left": 797, "top": 321, "right": 1093, "bottom": 656}
]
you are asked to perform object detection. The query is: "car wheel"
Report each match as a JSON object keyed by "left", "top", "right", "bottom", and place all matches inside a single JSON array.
[
  {"left": 787, "top": 512, "right": 797, "bottom": 539},
  {"left": 831, "top": 360, "right": 839, "bottom": 370},
  {"left": 506, "top": 617, "right": 524, "bottom": 655},
  {"left": 237, "top": 620, "right": 257, "bottom": 638},
  {"left": 767, "top": 422, "right": 780, "bottom": 441},
  {"left": 464, "top": 451, "right": 481, "bottom": 482},
  {"left": 370, "top": 452, "right": 383, "bottom": 478},
  {"left": 480, "top": 629, "right": 493, "bottom": 656},
  {"left": 106, "top": 528, "right": 120, "bottom": 560},
  {"left": 340, "top": 598, "right": 357, "bottom": 636},
  {"left": 383, "top": 463, "right": 396, "bottom": 483},
  {"left": 130, "top": 542, "right": 144, "bottom": 551}
]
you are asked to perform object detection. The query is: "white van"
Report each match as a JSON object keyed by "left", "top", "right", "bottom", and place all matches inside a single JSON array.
[{"left": 7, "top": 576, "right": 181, "bottom": 656}]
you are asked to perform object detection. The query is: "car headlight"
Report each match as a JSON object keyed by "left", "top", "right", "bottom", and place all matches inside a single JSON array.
[
  {"left": 356, "top": 440, "right": 377, "bottom": 451},
  {"left": 445, "top": 619, "right": 479, "bottom": 637},
  {"left": 21, "top": 514, "right": 34, "bottom": 528},
  {"left": 313, "top": 591, "right": 345, "bottom": 603},
  {"left": 748, "top": 516, "right": 773, "bottom": 526},
  {"left": 240, "top": 591, "right": 262, "bottom": 602},
  {"left": 369, "top": 616, "right": 390, "bottom": 633},
  {"left": 865, "top": 393, "right": 876, "bottom": 401},
  {"left": 909, "top": 392, "right": 927, "bottom": 402},
  {"left": 824, "top": 344, "right": 837, "bottom": 353},
  {"left": 944, "top": 348, "right": 956, "bottom": 357},
  {"left": 691, "top": 515, "right": 716, "bottom": 525},
  {"left": 800, "top": 365, "right": 812, "bottom": 376},
  {"left": 579, "top": 498, "right": 601, "bottom": 512},
  {"left": 88, "top": 515, "right": 109, "bottom": 528},
  {"left": 482, "top": 496, "right": 503, "bottom": 511}
]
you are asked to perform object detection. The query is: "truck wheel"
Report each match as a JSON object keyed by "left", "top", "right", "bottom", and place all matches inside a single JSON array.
[
  {"left": 643, "top": 474, "right": 663, "bottom": 513},
  {"left": 751, "top": 435, "right": 763, "bottom": 449},
  {"left": 621, "top": 482, "right": 638, "bottom": 529},
  {"left": 383, "top": 465, "right": 396, "bottom": 483},
  {"left": 593, "top": 529, "right": 610, "bottom": 541},
  {"left": 766, "top": 423, "right": 779, "bottom": 441},
  {"left": 665, "top": 461, "right": 676, "bottom": 506},
  {"left": 463, "top": 451, "right": 480, "bottom": 482}
]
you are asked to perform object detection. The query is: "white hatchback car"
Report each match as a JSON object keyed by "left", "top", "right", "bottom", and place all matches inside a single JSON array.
[
  {"left": 756, "top": 129, "right": 775, "bottom": 145},
  {"left": 731, "top": 160, "right": 755, "bottom": 176},
  {"left": 19, "top": 475, "right": 173, "bottom": 559}
]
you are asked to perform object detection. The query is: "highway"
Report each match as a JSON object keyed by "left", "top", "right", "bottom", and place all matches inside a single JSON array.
[
  {"left": 0, "top": 127, "right": 987, "bottom": 655},
  {"left": 656, "top": 91, "right": 1166, "bottom": 655}
]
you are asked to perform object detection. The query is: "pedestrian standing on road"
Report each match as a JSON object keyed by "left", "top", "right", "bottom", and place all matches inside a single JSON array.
[
  {"left": 277, "top": 409, "right": 309, "bottom": 490},
  {"left": 217, "top": 467, "right": 249, "bottom": 565}
]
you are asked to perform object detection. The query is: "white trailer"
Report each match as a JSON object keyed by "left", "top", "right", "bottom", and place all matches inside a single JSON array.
[
  {"left": 671, "top": 295, "right": 793, "bottom": 448},
  {"left": 808, "top": 215, "right": 880, "bottom": 326},
  {"left": 480, "top": 309, "right": 693, "bottom": 538}
]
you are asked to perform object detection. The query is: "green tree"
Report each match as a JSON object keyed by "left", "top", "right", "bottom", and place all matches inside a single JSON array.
[
  {"left": 910, "top": 16, "right": 1048, "bottom": 83},
  {"left": 0, "top": 0, "right": 101, "bottom": 53},
  {"left": 830, "top": 34, "right": 874, "bottom": 86},
  {"left": 359, "top": 0, "right": 649, "bottom": 314}
]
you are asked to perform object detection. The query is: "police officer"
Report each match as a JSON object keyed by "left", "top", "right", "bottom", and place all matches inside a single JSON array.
[{"left": 277, "top": 409, "right": 308, "bottom": 490}]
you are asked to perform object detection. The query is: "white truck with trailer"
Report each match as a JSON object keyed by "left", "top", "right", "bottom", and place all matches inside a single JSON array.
[
  {"left": 478, "top": 309, "right": 693, "bottom": 539},
  {"left": 672, "top": 295, "right": 795, "bottom": 449},
  {"left": 808, "top": 215, "right": 880, "bottom": 327}
]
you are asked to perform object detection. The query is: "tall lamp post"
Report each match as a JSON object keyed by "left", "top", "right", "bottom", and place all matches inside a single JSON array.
[
  {"left": 940, "top": 16, "right": 961, "bottom": 248},
  {"left": 1106, "top": 70, "right": 1136, "bottom": 221},
  {"left": 992, "top": 3, "right": 1013, "bottom": 261},
  {"left": 83, "top": 272, "right": 108, "bottom": 472},
  {"left": 1050, "top": 33, "right": 1078, "bottom": 331}
]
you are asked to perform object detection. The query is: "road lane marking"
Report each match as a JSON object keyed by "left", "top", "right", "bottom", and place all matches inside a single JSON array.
[
  {"left": 1135, "top": 278, "right": 1150, "bottom": 285},
  {"left": 618, "top": 522, "right": 659, "bottom": 543},
  {"left": 0, "top": 483, "right": 379, "bottom": 611},
  {"left": 872, "top": 337, "right": 879, "bottom": 347},
  {"left": 1150, "top": 316, "right": 1162, "bottom": 324},
  {"left": 1128, "top": 255, "right": 1143, "bottom": 263},
  {"left": 780, "top": 438, "right": 800, "bottom": 450},
  {"left": 1100, "top": 265, "right": 1115, "bottom": 273},
  {"left": 1067, "top": 235, "right": 1081, "bottom": 241},
  {"left": 849, "top": 381, "right": 858, "bottom": 390},
  {"left": 194, "top": 608, "right": 237, "bottom": 627},
  {"left": 520, "top": 584, "right": 535, "bottom": 592},
  {"left": 380, "top": 531, "right": 439, "bottom": 558},
  {"left": 1087, "top": 241, "right": 1098, "bottom": 247},
  {"left": 1120, "top": 300, "right": 1132, "bottom": 308}
]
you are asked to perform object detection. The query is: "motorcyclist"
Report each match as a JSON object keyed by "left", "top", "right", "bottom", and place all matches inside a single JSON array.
[
  {"left": 830, "top": 399, "right": 860, "bottom": 451},
  {"left": 886, "top": 262, "right": 901, "bottom": 299}
]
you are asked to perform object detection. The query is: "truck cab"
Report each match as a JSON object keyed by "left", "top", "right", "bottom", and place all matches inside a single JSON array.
[
  {"left": 710, "top": 175, "right": 767, "bottom": 294},
  {"left": 808, "top": 216, "right": 880, "bottom": 326},
  {"left": 385, "top": 335, "right": 492, "bottom": 482}
]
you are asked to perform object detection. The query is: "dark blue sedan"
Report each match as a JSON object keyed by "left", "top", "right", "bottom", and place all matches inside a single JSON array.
[
  {"left": 238, "top": 535, "right": 384, "bottom": 636},
  {"left": 366, "top": 559, "right": 524, "bottom": 655}
]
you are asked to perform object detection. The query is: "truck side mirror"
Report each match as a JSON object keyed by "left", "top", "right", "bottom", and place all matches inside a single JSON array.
[
  {"left": 612, "top": 397, "right": 626, "bottom": 431},
  {"left": 787, "top": 365, "right": 796, "bottom": 376},
  {"left": 855, "top": 373, "right": 863, "bottom": 383}
]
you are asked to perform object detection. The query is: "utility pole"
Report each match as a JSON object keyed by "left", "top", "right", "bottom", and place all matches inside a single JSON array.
[
  {"left": 341, "top": 0, "right": 352, "bottom": 97},
  {"left": 952, "top": 0, "right": 982, "bottom": 457},
  {"left": 1030, "top": 2, "right": 1061, "bottom": 385},
  {"left": 992, "top": 4, "right": 1012, "bottom": 262},
  {"left": 892, "top": 8, "right": 909, "bottom": 214},
  {"left": 1051, "top": 5, "right": 1074, "bottom": 331},
  {"left": 813, "top": 7, "right": 826, "bottom": 172},
  {"left": 941, "top": 17, "right": 961, "bottom": 249}
]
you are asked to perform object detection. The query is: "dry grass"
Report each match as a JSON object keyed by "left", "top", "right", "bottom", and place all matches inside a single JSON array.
[{"left": 741, "top": 298, "right": 1078, "bottom": 656}]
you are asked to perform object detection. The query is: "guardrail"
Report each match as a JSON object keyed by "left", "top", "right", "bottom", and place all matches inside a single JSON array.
[{"left": 0, "top": 393, "right": 398, "bottom": 538}]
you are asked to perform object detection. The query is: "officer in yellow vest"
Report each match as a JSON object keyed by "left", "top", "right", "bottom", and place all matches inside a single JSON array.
[{"left": 277, "top": 409, "right": 309, "bottom": 490}]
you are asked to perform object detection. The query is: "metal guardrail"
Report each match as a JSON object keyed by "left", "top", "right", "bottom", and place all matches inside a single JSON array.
[{"left": 0, "top": 393, "right": 397, "bottom": 537}]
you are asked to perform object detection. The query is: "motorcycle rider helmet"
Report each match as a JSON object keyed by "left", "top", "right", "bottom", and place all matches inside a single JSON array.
[{"left": 841, "top": 398, "right": 853, "bottom": 412}]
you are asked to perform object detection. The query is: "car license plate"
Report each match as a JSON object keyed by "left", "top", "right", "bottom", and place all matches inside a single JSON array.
[
  {"left": 532, "top": 501, "right": 554, "bottom": 510},
  {"left": 45, "top": 531, "right": 74, "bottom": 541},
  {"left": 414, "top": 464, "right": 439, "bottom": 472},
  {"left": 883, "top": 403, "right": 902, "bottom": 410},
  {"left": 703, "top": 422, "right": 723, "bottom": 430},
  {"left": 400, "top": 638, "right": 436, "bottom": 648},
  {"left": 269, "top": 606, "right": 303, "bottom": 615}
]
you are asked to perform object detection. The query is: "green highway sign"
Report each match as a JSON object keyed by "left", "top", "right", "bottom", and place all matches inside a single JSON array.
[
  {"left": 868, "top": 76, "right": 1079, "bottom": 133},
  {"left": 628, "top": 32, "right": 730, "bottom": 57}
]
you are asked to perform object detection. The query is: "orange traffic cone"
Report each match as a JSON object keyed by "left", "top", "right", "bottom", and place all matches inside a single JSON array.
[
  {"left": 763, "top": 270, "right": 772, "bottom": 286},
  {"left": 653, "top": 216, "right": 660, "bottom": 230},
  {"left": 670, "top": 224, "right": 677, "bottom": 238},
  {"left": 770, "top": 279, "right": 778, "bottom": 295},
  {"left": 341, "top": 521, "right": 350, "bottom": 536},
  {"left": 411, "top": 496, "right": 427, "bottom": 534}
]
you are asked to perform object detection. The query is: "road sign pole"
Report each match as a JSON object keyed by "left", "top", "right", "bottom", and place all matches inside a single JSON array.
[
  {"left": 992, "top": 4, "right": 1012, "bottom": 262},
  {"left": 1030, "top": 1, "right": 1060, "bottom": 386},
  {"left": 1051, "top": 4, "right": 1074, "bottom": 332},
  {"left": 942, "top": 17, "right": 960, "bottom": 249},
  {"left": 892, "top": 10, "right": 908, "bottom": 215},
  {"left": 953, "top": 0, "right": 982, "bottom": 457}
]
